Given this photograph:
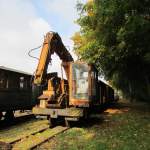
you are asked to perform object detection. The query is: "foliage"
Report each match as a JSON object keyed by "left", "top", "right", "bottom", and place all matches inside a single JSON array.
[{"left": 72, "top": 0, "right": 150, "bottom": 101}]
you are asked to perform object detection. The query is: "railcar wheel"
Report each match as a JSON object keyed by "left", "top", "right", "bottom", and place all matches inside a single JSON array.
[
  {"left": 4, "top": 111, "right": 14, "bottom": 121},
  {"left": 47, "top": 116, "right": 56, "bottom": 128},
  {"left": 84, "top": 109, "right": 89, "bottom": 120},
  {"left": 65, "top": 119, "right": 71, "bottom": 127}
]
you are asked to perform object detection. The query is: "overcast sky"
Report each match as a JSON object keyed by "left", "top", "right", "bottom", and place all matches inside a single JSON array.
[{"left": 0, "top": 0, "right": 85, "bottom": 76}]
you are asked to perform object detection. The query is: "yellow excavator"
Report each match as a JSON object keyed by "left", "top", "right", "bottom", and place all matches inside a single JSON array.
[{"left": 32, "top": 32, "right": 112, "bottom": 127}]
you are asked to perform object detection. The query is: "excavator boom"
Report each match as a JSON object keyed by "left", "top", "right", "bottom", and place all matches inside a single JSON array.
[{"left": 34, "top": 32, "right": 73, "bottom": 85}]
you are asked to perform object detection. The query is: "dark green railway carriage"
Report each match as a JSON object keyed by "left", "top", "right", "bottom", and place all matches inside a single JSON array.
[{"left": 0, "top": 66, "right": 35, "bottom": 120}]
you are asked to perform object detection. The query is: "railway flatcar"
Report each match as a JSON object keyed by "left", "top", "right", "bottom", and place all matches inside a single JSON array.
[
  {"left": 0, "top": 66, "right": 34, "bottom": 120},
  {"left": 31, "top": 32, "right": 115, "bottom": 126}
]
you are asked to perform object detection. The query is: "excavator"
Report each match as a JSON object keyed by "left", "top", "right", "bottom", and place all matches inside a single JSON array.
[{"left": 32, "top": 32, "right": 112, "bottom": 127}]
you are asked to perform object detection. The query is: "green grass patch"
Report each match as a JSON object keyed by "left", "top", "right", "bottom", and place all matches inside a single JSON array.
[{"left": 39, "top": 102, "right": 150, "bottom": 150}]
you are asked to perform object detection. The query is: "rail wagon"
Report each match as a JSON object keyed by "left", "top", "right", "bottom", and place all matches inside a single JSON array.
[
  {"left": 31, "top": 32, "right": 115, "bottom": 126},
  {"left": 0, "top": 66, "right": 34, "bottom": 120}
]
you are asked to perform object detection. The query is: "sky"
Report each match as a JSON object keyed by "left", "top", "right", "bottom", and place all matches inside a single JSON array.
[{"left": 0, "top": 0, "right": 86, "bottom": 76}]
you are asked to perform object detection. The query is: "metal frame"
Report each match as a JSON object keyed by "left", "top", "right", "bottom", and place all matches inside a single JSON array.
[{"left": 32, "top": 106, "right": 84, "bottom": 121}]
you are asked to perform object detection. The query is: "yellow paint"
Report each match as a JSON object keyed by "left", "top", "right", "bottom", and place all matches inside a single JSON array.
[{"left": 34, "top": 33, "right": 54, "bottom": 84}]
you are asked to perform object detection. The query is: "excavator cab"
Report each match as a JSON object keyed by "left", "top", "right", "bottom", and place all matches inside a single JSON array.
[{"left": 69, "top": 61, "right": 98, "bottom": 107}]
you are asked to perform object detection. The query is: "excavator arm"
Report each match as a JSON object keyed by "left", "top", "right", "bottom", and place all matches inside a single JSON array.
[{"left": 34, "top": 32, "right": 73, "bottom": 85}]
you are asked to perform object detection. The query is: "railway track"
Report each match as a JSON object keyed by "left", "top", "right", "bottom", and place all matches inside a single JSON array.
[
  {"left": 12, "top": 126, "right": 68, "bottom": 150},
  {"left": 0, "top": 119, "right": 69, "bottom": 150}
]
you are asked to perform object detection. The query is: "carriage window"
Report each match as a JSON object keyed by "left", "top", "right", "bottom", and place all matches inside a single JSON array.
[
  {"left": 0, "top": 79, "right": 5, "bottom": 88},
  {"left": 0, "top": 71, "right": 7, "bottom": 88},
  {"left": 20, "top": 77, "right": 24, "bottom": 89}
]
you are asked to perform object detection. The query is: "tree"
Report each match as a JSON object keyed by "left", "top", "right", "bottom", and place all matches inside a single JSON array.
[{"left": 73, "top": 0, "right": 150, "bottom": 102}]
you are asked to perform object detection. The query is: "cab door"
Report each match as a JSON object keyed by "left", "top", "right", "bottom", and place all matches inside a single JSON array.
[{"left": 69, "top": 62, "right": 90, "bottom": 107}]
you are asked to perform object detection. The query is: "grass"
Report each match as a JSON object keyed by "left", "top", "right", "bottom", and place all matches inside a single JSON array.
[{"left": 39, "top": 101, "right": 150, "bottom": 150}]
